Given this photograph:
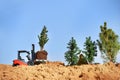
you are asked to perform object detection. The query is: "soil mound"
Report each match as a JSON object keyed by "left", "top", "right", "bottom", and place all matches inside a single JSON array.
[{"left": 0, "top": 62, "right": 120, "bottom": 80}]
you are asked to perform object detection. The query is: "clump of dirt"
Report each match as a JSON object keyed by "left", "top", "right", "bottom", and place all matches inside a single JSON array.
[
  {"left": 0, "top": 62, "right": 120, "bottom": 80},
  {"left": 35, "top": 50, "right": 48, "bottom": 60}
]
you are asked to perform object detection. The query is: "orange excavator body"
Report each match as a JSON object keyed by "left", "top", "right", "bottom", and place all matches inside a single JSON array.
[{"left": 13, "top": 59, "right": 27, "bottom": 66}]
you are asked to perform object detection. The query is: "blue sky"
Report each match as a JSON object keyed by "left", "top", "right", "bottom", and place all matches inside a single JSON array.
[{"left": 0, "top": 0, "right": 120, "bottom": 64}]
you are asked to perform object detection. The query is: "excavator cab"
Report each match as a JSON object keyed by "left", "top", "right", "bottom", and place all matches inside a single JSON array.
[
  {"left": 13, "top": 44, "right": 35, "bottom": 66},
  {"left": 13, "top": 50, "right": 31, "bottom": 66},
  {"left": 18, "top": 50, "right": 30, "bottom": 61},
  {"left": 13, "top": 44, "right": 48, "bottom": 66}
]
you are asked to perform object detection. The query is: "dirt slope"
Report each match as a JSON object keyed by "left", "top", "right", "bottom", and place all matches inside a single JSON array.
[{"left": 0, "top": 61, "right": 120, "bottom": 80}]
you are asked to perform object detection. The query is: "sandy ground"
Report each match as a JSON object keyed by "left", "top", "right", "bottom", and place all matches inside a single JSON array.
[{"left": 0, "top": 61, "right": 120, "bottom": 80}]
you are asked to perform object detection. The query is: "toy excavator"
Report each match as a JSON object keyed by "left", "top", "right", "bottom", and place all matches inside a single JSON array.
[{"left": 13, "top": 44, "right": 47, "bottom": 66}]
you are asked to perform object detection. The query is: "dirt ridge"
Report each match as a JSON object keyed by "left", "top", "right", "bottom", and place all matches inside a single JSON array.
[{"left": 0, "top": 62, "right": 120, "bottom": 80}]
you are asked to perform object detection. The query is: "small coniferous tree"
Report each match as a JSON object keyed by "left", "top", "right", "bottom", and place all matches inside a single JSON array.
[
  {"left": 77, "top": 54, "right": 88, "bottom": 65},
  {"left": 97, "top": 22, "right": 120, "bottom": 62},
  {"left": 38, "top": 26, "right": 49, "bottom": 51},
  {"left": 65, "top": 37, "right": 80, "bottom": 65},
  {"left": 83, "top": 36, "right": 97, "bottom": 64}
]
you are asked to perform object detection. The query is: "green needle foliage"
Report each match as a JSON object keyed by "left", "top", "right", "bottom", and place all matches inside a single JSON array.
[
  {"left": 83, "top": 36, "right": 97, "bottom": 64},
  {"left": 65, "top": 37, "right": 81, "bottom": 65},
  {"left": 38, "top": 26, "right": 49, "bottom": 51},
  {"left": 97, "top": 22, "right": 120, "bottom": 62}
]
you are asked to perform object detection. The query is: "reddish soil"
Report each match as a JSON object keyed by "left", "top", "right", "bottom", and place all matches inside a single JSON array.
[
  {"left": 35, "top": 50, "right": 48, "bottom": 60},
  {"left": 0, "top": 61, "right": 120, "bottom": 80}
]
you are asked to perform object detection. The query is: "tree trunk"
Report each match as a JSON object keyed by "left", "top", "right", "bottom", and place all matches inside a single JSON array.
[
  {"left": 40, "top": 47, "right": 44, "bottom": 51},
  {"left": 109, "top": 55, "right": 114, "bottom": 63}
]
